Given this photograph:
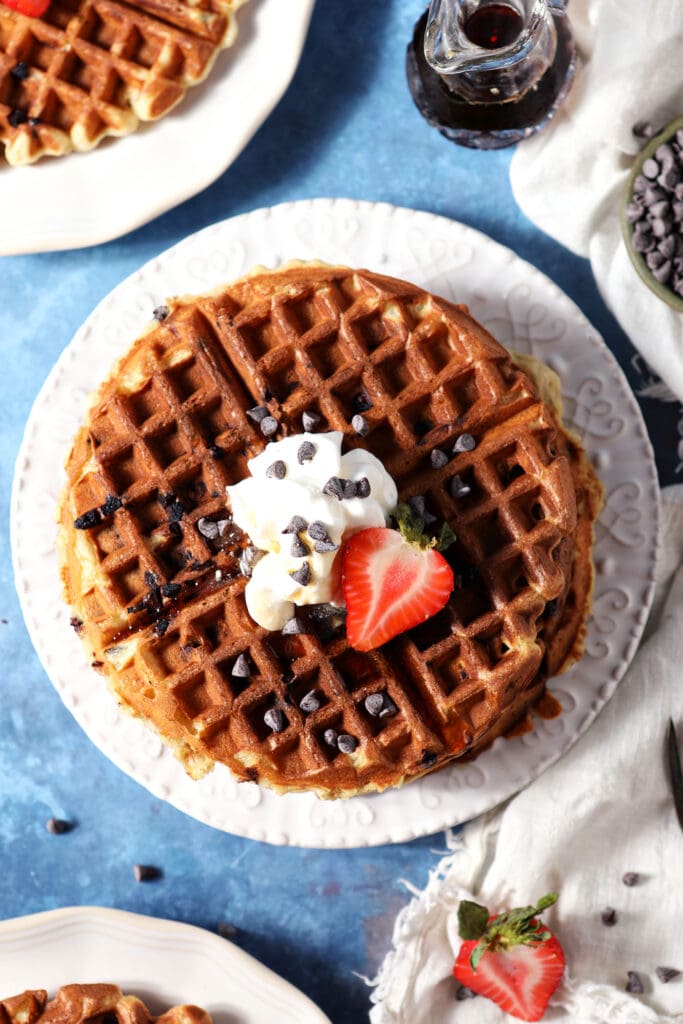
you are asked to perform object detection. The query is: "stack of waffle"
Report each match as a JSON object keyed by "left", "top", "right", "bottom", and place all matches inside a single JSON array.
[
  {"left": 0, "top": 0, "right": 248, "bottom": 164},
  {"left": 0, "top": 985, "right": 211, "bottom": 1024},
  {"left": 58, "top": 264, "right": 601, "bottom": 798}
]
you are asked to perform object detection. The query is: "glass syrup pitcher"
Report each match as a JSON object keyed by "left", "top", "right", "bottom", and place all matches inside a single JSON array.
[{"left": 406, "top": 0, "right": 576, "bottom": 149}]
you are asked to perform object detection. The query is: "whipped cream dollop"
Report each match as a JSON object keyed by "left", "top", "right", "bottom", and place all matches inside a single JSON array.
[{"left": 226, "top": 431, "right": 398, "bottom": 631}]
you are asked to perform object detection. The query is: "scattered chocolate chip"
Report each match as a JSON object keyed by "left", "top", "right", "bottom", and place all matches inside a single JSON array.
[
  {"left": 167, "top": 500, "right": 185, "bottom": 523},
  {"left": 10, "top": 61, "right": 29, "bottom": 81},
  {"left": 282, "top": 515, "right": 308, "bottom": 534},
  {"left": 356, "top": 477, "right": 371, "bottom": 499},
  {"left": 421, "top": 749, "right": 437, "bottom": 767},
  {"left": 46, "top": 817, "right": 72, "bottom": 834},
  {"left": 158, "top": 492, "right": 175, "bottom": 509},
  {"left": 365, "top": 693, "right": 385, "bottom": 717},
  {"left": 308, "top": 521, "right": 329, "bottom": 541},
  {"left": 302, "top": 410, "right": 321, "bottom": 432},
  {"left": 168, "top": 521, "right": 182, "bottom": 538},
  {"left": 153, "top": 618, "right": 170, "bottom": 637},
  {"left": 246, "top": 405, "right": 269, "bottom": 423},
  {"left": 655, "top": 967, "right": 680, "bottom": 984},
  {"left": 337, "top": 733, "right": 358, "bottom": 754},
  {"left": 380, "top": 696, "right": 398, "bottom": 718},
  {"left": 70, "top": 617, "right": 84, "bottom": 634},
  {"left": 217, "top": 921, "right": 239, "bottom": 939},
  {"left": 633, "top": 120, "right": 656, "bottom": 139},
  {"left": 100, "top": 494, "right": 123, "bottom": 517},
  {"left": 643, "top": 157, "right": 660, "bottom": 180},
  {"left": 601, "top": 907, "right": 618, "bottom": 926},
  {"left": 291, "top": 535, "right": 310, "bottom": 558},
  {"left": 622, "top": 872, "right": 640, "bottom": 887},
  {"left": 343, "top": 479, "right": 357, "bottom": 499},
  {"left": 300, "top": 690, "right": 321, "bottom": 713},
  {"left": 352, "top": 413, "right": 369, "bottom": 436},
  {"left": 323, "top": 728, "right": 338, "bottom": 747},
  {"left": 239, "top": 546, "right": 262, "bottom": 577},
  {"left": 152, "top": 305, "right": 169, "bottom": 321},
  {"left": 456, "top": 985, "right": 478, "bottom": 1001},
  {"left": 232, "top": 653, "right": 252, "bottom": 678},
  {"left": 297, "top": 441, "right": 317, "bottom": 464},
  {"left": 208, "top": 442, "right": 224, "bottom": 460},
  {"left": 289, "top": 562, "right": 312, "bottom": 586},
  {"left": 197, "top": 517, "right": 220, "bottom": 540},
  {"left": 161, "top": 583, "right": 181, "bottom": 598},
  {"left": 264, "top": 707, "right": 285, "bottom": 733},
  {"left": 431, "top": 449, "right": 449, "bottom": 469},
  {"left": 27, "top": 115, "right": 40, "bottom": 127},
  {"left": 352, "top": 391, "right": 373, "bottom": 413},
  {"left": 73, "top": 509, "right": 101, "bottom": 530},
  {"left": 282, "top": 616, "right": 306, "bottom": 635},
  {"left": 314, "top": 538, "right": 339, "bottom": 553},
  {"left": 625, "top": 971, "right": 644, "bottom": 994},
  {"left": 450, "top": 474, "right": 471, "bottom": 499},
  {"left": 408, "top": 494, "right": 426, "bottom": 516},
  {"left": 260, "top": 416, "right": 279, "bottom": 437},
  {"left": 453, "top": 433, "right": 476, "bottom": 453},
  {"left": 322, "top": 476, "right": 344, "bottom": 500},
  {"left": 8, "top": 108, "right": 27, "bottom": 127},
  {"left": 133, "top": 864, "right": 162, "bottom": 883},
  {"left": 144, "top": 570, "right": 159, "bottom": 588},
  {"left": 266, "top": 460, "right": 287, "bottom": 480}
]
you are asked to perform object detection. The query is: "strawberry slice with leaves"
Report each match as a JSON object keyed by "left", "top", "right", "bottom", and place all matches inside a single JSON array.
[
  {"left": 453, "top": 893, "right": 565, "bottom": 1022},
  {"left": 341, "top": 502, "right": 455, "bottom": 652},
  {"left": 1, "top": 0, "right": 50, "bottom": 16}
]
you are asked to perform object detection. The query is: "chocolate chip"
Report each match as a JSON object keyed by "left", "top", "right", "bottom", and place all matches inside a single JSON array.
[
  {"left": 408, "top": 494, "right": 426, "bottom": 516},
  {"left": 453, "top": 433, "right": 476, "bottom": 453},
  {"left": 297, "top": 441, "right": 317, "bottom": 464},
  {"left": 365, "top": 693, "right": 385, "bottom": 717},
  {"left": 197, "top": 517, "right": 219, "bottom": 540},
  {"left": 291, "top": 535, "right": 310, "bottom": 558},
  {"left": 232, "top": 653, "right": 252, "bottom": 678},
  {"left": 167, "top": 500, "right": 185, "bottom": 523},
  {"left": 379, "top": 696, "right": 398, "bottom": 718},
  {"left": 153, "top": 618, "right": 169, "bottom": 637},
  {"left": 218, "top": 921, "right": 239, "bottom": 939},
  {"left": 264, "top": 707, "right": 285, "bottom": 733},
  {"left": 352, "top": 413, "right": 369, "bottom": 436},
  {"left": 266, "top": 460, "right": 287, "bottom": 480},
  {"left": 308, "top": 521, "right": 330, "bottom": 541},
  {"left": 625, "top": 971, "right": 644, "bottom": 994},
  {"left": 10, "top": 61, "right": 29, "bottom": 81},
  {"left": 646, "top": 249, "right": 666, "bottom": 270},
  {"left": 282, "top": 617, "right": 306, "bottom": 635},
  {"left": 168, "top": 521, "right": 182, "bottom": 538},
  {"left": 208, "top": 443, "right": 224, "bottom": 460},
  {"left": 8, "top": 109, "right": 27, "bottom": 127},
  {"left": 315, "top": 538, "right": 339, "bottom": 553},
  {"left": 633, "top": 174, "right": 649, "bottom": 193},
  {"left": 70, "top": 617, "right": 84, "bottom": 634},
  {"left": 653, "top": 260, "right": 672, "bottom": 283},
  {"left": 622, "top": 872, "right": 640, "bottom": 887},
  {"left": 643, "top": 157, "right": 660, "bottom": 180},
  {"left": 337, "top": 733, "right": 358, "bottom": 754},
  {"left": 601, "top": 907, "right": 618, "bottom": 926},
  {"left": 421, "top": 749, "right": 437, "bottom": 767},
  {"left": 343, "top": 479, "right": 357, "bottom": 499},
  {"left": 632, "top": 229, "right": 656, "bottom": 253},
  {"left": 133, "top": 864, "right": 162, "bottom": 883},
  {"left": 352, "top": 391, "right": 373, "bottom": 413},
  {"left": 160, "top": 583, "right": 180, "bottom": 599},
  {"left": 455, "top": 986, "right": 477, "bottom": 1001},
  {"left": 260, "top": 416, "right": 279, "bottom": 437},
  {"left": 356, "top": 477, "right": 371, "bottom": 498},
  {"left": 633, "top": 120, "right": 657, "bottom": 139},
  {"left": 322, "top": 476, "right": 344, "bottom": 500},
  {"left": 246, "top": 405, "right": 269, "bottom": 423},
  {"left": 27, "top": 116, "right": 40, "bottom": 127},
  {"left": 323, "top": 728, "right": 338, "bottom": 747},
  {"left": 100, "top": 494, "right": 123, "bottom": 517},
  {"left": 299, "top": 690, "right": 321, "bottom": 713},
  {"left": 659, "top": 169, "right": 680, "bottom": 192},
  {"left": 74, "top": 509, "right": 101, "bottom": 530},
  {"left": 152, "top": 305, "right": 169, "bottom": 321},
  {"left": 655, "top": 967, "right": 680, "bottom": 983},
  {"left": 282, "top": 515, "right": 308, "bottom": 534},
  {"left": 158, "top": 492, "right": 176, "bottom": 509},
  {"left": 46, "top": 818, "right": 72, "bottom": 834},
  {"left": 450, "top": 474, "right": 471, "bottom": 499},
  {"left": 289, "top": 563, "right": 312, "bottom": 586},
  {"left": 302, "top": 410, "right": 321, "bottom": 431},
  {"left": 431, "top": 449, "right": 449, "bottom": 469}
]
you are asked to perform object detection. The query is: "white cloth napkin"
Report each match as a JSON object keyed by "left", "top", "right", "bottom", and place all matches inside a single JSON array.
[
  {"left": 510, "top": 0, "right": 683, "bottom": 402},
  {"left": 370, "top": 486, "right": 683, "bottom": 1024}
]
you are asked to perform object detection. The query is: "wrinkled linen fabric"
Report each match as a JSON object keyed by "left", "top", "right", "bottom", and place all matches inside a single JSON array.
[
  {"left": 370, "top": 487, "right": 683, "bottom": 1023},
  {"left": 510, "top": 0, "right": 683, "bottom": 401}
]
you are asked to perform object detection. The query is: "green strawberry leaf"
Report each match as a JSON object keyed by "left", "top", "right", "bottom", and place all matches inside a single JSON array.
[
  {"left": 457, "top": 900, "right": 490, "bottom": 941},
  {"left": 436, "top": 522, "right": 456, "bottom": 552},
  {"left": 469, "top": 939, "right": 487, "bottom": 973}
]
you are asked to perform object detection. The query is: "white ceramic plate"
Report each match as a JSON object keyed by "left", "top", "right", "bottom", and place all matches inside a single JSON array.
[
  {"left": 11, "top": 198, "right": 660, "bottom": 847},
  {"left": 0, "top": 906, "right": 330, "bottom": 1022},
  {"left": 0, "top": 0, "right": 315, "bottom": 256}
]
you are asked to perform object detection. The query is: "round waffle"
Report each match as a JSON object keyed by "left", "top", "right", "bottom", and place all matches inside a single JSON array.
[
  {"left": 0, "top": 0, "right": 248, "bottom": 166},
  {"left": 58, "top": 264, "right": 601, "bottom": 798},
  {"left": 0, "top": 986, "right": 210, "bottom": 1024}
]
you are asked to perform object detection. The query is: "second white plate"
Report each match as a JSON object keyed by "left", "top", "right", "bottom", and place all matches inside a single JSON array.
[{"left": 11, "top": 198, "right": 660, "bottom": 846}]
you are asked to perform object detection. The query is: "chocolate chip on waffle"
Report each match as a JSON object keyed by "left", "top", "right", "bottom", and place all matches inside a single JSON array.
[
  {"left": 0, "top": 0, "right": 248, "bottom": 165},
  {"left": 58, "top": 264, "right": 601, "bottom": 798},
  {"left": 0, "top": 986, "right": 211, "bottom": 1024}
]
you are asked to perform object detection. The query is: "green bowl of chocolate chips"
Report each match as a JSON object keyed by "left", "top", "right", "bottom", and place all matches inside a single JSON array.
[{"left": 622, "top": 115, "right": 683, "bottom": 313}]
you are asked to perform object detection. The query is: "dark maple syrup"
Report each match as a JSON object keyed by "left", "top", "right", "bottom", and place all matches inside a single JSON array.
[{"left": 463, "top": 3, "right": 524, "bottom": 50}]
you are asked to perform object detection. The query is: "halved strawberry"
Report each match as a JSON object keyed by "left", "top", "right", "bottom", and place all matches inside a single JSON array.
[
  {"left": 341, "top": 502, "right": 455, "bottom": 652},
  {"left": 453, "top": 893, "right": 565, "bottom": 1022},
  {"left": 1, "top": 0, "right": 50, "bottom": 16}
]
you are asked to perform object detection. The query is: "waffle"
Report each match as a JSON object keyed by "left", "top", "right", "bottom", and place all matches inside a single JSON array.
[
  {"left": 0, "top": 0, "right": 248, "bottom": 165},
  {"left": 58, "top": 264, "right": 602, "bottom": 798},
  {"left": 0, "top": 985, "right": 211, "bottom": 1024}
]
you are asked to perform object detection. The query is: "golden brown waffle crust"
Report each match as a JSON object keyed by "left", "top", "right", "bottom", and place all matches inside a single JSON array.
[
  {"left": 0, "top": 0, "right": 249, "bottom": 166},
  {"left": 58, "top": 263, "right": 602, "bottom": 798},
  {"left": 0, "top": 985, "right": 211, "bottom": 1024}
]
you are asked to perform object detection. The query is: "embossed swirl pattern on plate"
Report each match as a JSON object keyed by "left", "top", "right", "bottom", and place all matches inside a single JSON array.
[{"left": 10, "top": 199, "right": 660, "bottom": 848}]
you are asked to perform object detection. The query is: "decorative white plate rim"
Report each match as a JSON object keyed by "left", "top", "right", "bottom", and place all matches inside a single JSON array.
[
  {"left": 0, "top": 905, "right": 331, "bottom": 1022},
  {"left": 11, "top": 197, "right": 661, "bottom": 848},
  {"left": 0, "top": 0, "right": 315, "bottom": 256}
]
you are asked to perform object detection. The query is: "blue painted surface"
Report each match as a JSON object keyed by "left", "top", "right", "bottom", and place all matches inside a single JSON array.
[{"left": 0, "top": 3, "right": 676, "bottom": 1022}]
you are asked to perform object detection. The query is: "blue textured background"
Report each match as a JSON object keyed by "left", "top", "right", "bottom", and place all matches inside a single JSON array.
[{"left": 0, "top": 3, "right": 677, "bottom": 1022}]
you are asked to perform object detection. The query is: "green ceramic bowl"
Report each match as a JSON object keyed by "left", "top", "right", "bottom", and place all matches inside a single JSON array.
[{"left": 621, "top": 114, "right": 683, "bottom": 314}]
